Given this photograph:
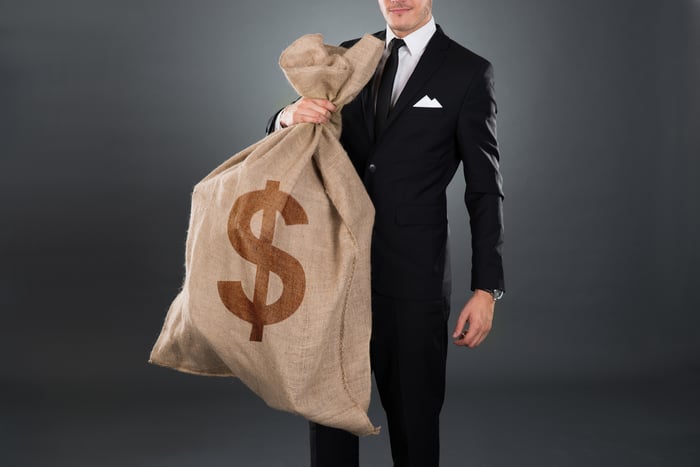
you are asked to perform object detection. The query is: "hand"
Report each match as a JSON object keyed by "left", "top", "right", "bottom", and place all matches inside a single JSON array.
[
  {"left": 280, "top": 98, "right": 337, "bottom": 127},
  {"left": 452, "top": 289, "right": 495, "bottom": 348}
]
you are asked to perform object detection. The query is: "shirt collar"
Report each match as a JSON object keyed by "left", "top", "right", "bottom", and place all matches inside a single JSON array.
[{"left": 385, "top": 16, "right": 437, "bottom": 56}]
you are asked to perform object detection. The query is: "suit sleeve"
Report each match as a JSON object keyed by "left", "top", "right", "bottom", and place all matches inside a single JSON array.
[
  {"left": 265, "top": 109, "right": 283, "bottom": 135},
  {"left": 456, "top": 61, "right": 505, "bottom": 293}
]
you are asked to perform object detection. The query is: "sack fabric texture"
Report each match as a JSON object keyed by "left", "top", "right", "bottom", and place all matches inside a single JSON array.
[{"left": 149, "top": 34, "right": 383, "bottom": 436}]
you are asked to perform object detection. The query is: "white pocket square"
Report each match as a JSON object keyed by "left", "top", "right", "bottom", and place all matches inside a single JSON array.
[{"left": 413, "top": 95, "right": 443, "bottom": 108}]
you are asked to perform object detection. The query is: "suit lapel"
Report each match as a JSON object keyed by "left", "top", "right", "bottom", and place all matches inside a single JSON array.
[
  {"left": 361, "top": 30, "right": 386, "bottom": 140},
  {"left": 360, "top": 68, "right": 376, "bottom": 140},
  {"left": 384, "top": 27, "right": 450, "bottom": 135}
]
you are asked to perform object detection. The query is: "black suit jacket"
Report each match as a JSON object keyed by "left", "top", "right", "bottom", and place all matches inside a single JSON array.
[{"left": 268, "top": 26, "right": 504, "bottom": 301}]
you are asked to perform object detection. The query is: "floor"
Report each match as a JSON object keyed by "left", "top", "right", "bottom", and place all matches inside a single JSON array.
[{"left": 3, "top": 371, "right": 698, "bottom": 466}]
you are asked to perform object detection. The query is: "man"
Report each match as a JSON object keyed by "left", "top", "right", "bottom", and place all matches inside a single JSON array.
[{"left": 267, "top": 1, "right": 504, "bottom": 465}]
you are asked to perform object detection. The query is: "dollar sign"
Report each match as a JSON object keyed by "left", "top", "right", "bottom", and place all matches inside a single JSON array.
[{"left": 217, "top": 180, "right": 309, "bottom": 342}]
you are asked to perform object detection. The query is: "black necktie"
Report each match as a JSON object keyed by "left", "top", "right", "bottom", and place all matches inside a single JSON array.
[{"left": 374, "top": 38, "right": 405, "bottom": 139}]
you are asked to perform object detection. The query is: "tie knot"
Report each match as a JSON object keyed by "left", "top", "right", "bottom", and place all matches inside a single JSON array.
[{"left": 388, "top": 38, "right": 405, "bottom": 54}]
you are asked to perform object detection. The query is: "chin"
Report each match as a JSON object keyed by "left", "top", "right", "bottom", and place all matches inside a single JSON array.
[{"left": 390, "top": 21, "right": 412, "bottom": 32}]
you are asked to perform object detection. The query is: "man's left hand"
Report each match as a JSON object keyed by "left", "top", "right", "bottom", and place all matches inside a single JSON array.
[{"left": 452, "top": 289, "right": 495, "bottom": 348}]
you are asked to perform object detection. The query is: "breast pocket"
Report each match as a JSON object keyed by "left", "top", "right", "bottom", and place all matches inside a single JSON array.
[{"left": 399, "top": 104, "right": 455, "bottom": 154}]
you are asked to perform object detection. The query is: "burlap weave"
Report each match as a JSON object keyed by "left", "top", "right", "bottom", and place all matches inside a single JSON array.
[{"left": 149, "top": 34, "right": 383, "bottom": 436}]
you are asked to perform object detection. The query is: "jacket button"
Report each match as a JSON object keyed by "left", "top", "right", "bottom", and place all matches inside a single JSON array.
[{"left": 368, "top": 163, "right": 377, "bottom": 173}]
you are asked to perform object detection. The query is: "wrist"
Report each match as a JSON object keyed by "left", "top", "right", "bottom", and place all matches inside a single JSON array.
[{"left": 475, "top": 288, "right": 504, "bottom": 302}]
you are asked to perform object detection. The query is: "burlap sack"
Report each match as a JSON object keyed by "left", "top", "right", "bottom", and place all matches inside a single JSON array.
[{"left": 149, "top": 34, "right": 383, "bottom": 436}]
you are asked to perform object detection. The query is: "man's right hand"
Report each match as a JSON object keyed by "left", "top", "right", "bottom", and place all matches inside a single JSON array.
[{"left": 279, "top": 98, "right": 337, "bottom": 127}]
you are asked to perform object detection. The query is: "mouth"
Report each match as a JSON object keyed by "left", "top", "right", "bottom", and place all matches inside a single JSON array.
[{"left": 388, "top": 7, "right": 411, "bottom": 14}]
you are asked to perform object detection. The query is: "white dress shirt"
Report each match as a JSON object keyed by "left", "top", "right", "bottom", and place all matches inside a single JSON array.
[{"left": 383, "top": 16, "right": 437, "bottom": 107}]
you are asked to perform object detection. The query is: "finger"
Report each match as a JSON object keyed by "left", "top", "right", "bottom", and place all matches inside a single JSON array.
[
  {"left": 310, "top": 99, "right": 337, "bottom": 113},
  {"left": 293, "top": 98, "right": 336, "bottom": 123},
  {"left": 299, "top": 104, "right": 331, "bottom": 123},
  {"left": 470, "top": 323, "right": 492, "bottom": 348},
  {"left": 463, "top": 321, "right": 484, "bottom": 348},
  {"left": 452, "top": 313, "right": 469, "bottom": 339},
  {"left": 469, "top": 331, "right": 484, "bottom": 348},
  {"left": 453, "top": 324, "right": 473, "bottom": 346},
  {"left": 307, "top": 101, "right": 334, "bottom": 119},
  {"left": 295, "top": 107, "right": 329, "bottom": 124},
  {"left": 453, "top": 331, "right": 467, "bottom": 347},
  {"left": 453, "top": 331, "right": 471, "bottom": 346},
  {"left": 301, "top": 100, "right": 328, "bottom": 114}
]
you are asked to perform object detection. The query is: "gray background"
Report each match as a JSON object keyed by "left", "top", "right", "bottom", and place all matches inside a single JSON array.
[{"left": 2, "top": 0, "right": 698, "bottom": 465}]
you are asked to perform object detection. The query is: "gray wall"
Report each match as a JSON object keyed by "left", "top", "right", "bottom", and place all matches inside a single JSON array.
[{"left": 2, "top": 0, "right": 698, "bottom": 395}]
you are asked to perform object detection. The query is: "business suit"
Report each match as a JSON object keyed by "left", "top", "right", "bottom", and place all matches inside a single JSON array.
[
  {"left": 339, "top": 26, "right": 504, "bottom": 299},
  {"left": 267, "top": 24, "right": 504, "bottom": 467}
]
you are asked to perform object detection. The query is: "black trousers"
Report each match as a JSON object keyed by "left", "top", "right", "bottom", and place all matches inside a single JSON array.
[{"left": 310, "top": 292, "right": 450, "bottom": 467}]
